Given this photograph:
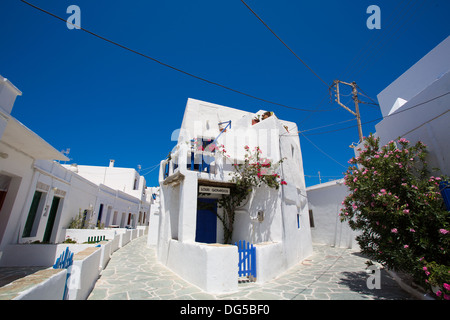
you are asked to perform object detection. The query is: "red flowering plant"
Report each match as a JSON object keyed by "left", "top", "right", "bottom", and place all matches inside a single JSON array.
[
  {"left": 232, "top": 145, "right": 286, "bottom": 190},
  {"left": 216, "top": 145, "right": 286, "bottom": 243},
  {"left": 340, "top": 134, "right": 450, "bottom": 299}
]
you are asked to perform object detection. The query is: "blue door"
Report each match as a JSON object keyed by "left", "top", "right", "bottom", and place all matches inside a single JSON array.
[{"left": 195, "top": 198, "right": 217, "bottom": 243}]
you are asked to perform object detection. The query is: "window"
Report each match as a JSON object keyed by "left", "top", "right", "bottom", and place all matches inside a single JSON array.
[
  {"left": 297, "top": 213, "right": 301, "bottom": 229},
  {"left": 22, "top": 191, "right": 45, "bottom": 237}
]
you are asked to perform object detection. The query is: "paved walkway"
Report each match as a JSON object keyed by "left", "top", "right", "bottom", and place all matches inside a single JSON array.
[{"left": 88, "top": 236, "right": 413, "bottom": 300}]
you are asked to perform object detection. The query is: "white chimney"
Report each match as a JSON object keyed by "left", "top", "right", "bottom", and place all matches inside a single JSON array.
[{"left": 109, "top": 159, "right": 115, "bottom": 167}]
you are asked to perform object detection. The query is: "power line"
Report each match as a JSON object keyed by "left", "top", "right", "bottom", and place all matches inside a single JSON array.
[
  {"left": 303, "top": 91, "right": 450, "bottom": 136},
  {"left": 299, "top": 91, "right": 450, "bottom": 174},
  {"left": 299, "top": 132, "right": 348, "bottom": 169},
  {"left": 240, "top": 0, "right": 331, "bottom": 89},
  {"left": 20, "top": 0, "right": 333, "bottom": 113}
]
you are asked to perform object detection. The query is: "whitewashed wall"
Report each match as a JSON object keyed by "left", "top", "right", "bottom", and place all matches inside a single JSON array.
[{"left": 306, "top": 179, "right": 359, "bottom": 249}]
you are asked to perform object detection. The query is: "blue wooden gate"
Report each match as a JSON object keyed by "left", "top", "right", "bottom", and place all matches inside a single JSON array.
[
  {"left": 53, "top": 247, "right": 74, "bottom": 299},
  {"left": 235, "top": 240, "right": 256, "bottom": 280}
]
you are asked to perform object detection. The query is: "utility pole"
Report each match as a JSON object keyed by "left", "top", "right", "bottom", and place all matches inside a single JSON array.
[
  {"left": 318, "top": 171, "right": 322, "bottom": 184},
  {"left": 330, "top": 80, "right": 364, "bottom": 143}
]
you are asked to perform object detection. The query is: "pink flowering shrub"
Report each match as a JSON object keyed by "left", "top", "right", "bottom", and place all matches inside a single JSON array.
[{"left": 340, "top": 134, "right": 450, "bottom": 299}]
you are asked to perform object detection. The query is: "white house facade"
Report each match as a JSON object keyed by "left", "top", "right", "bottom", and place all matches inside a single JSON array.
[
  {"left": 306, "top": 179, "right": 358, "bottom": 249},
  {"left": 152, "top": 98, "right": 313, "bottom": 293},
  {"left": 0, "top": 75, "right": 69, "bottom": 253},
  {"left": 64, "top": 161, "right": 151, "bottom": 229},
  {"left": 307, "top": 36, "right": 450, "bottom": 252},
  {"left": 0, "top": 74, "right": 150, "bottom": 269},
  {"left": 361, "top": 35, "right": 450, "bottom": 175}
]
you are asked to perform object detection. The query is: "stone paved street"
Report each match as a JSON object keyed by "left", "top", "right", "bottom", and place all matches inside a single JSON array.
[{"left": 88, "top": 235, "right": 413, "bottom": 300}]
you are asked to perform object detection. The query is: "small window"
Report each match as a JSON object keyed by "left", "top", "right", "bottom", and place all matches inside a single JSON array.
[{"left": 297, "top": 213, "right": 301, "bottom": 229}]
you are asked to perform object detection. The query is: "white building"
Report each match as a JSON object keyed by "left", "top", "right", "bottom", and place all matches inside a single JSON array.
[
  {"left": 0, "top": 74, "right": 150, "bottom": 267},
  {"left": 365, "top": 35, "right": 450, "bottom": 175},
  {"left": 64, "top": 161, "right": 151, "bottom": 229},
  {"left": 146, "top": 186, "right": 160, "bottom": 245},
  {"left": 306, "top": 179, "right": 358, "bottom": 249},
  {"left": 307, "top": 36, "right": 450, "bottom": 251},
  {"left": 152, "top": 98, "right": 313, "bottom": 293},
  {"left": 0, "top": 75, "right": 69, "bottom": 252}
]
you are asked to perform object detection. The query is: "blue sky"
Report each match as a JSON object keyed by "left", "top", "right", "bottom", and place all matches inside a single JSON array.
[{"left": 1, "top": 0, "right": 449, "bottom": 187}]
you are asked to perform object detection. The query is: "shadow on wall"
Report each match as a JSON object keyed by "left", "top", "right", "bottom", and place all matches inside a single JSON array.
[{"left": 233, "top": 185, "right": 280, "bottom": 244}]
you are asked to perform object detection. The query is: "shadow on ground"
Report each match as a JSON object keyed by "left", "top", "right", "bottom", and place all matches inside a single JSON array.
[{"left": 338, "top": 268, "right": 412, "bottom": 300}]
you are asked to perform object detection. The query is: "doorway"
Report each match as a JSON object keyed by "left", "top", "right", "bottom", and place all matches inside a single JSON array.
[
  {"left": 43, "top": 196, "right": 61, "bottom": 242},
  {"left": 195, "top": 198, "right": 217, "bottom": 243}
]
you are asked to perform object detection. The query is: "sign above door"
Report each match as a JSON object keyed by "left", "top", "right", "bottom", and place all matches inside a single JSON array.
[{"left": 199, "top": 185, "right": 230, "bottom": 195}]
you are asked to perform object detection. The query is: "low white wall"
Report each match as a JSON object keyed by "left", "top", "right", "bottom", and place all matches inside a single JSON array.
[
  {"left": 254, "top": 242, "right": 284, "bottom": 283},
  {"left": 0, "top": 240, "right": 115, "bottom": 270},
  {"left": 1, "top": 231, "right": 144, "bottom": 299},
  {"left": 64, "top": 228, "right": 119, "bottom": 243},
  {"left": 116, "top": 229, "right": 131, "bottom": 247},
  {"left": 164, "top": 240, "right": 238, "bottom": 293},
  {"left": 66, "top": 247, "right": 102, "bottom": 300},
  {"left": 13, "top": 269, "right": 67, "bottom": 300},
  {"left": 110, "top": 234, "right": 120, "bottom": 253}
]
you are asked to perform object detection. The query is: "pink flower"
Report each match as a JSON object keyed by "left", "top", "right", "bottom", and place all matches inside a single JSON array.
[
  {"left": 403, "top": 209, "right": 410, "bottom": 214},
  {"left": 444, "top": 294, "right": 450, "bottom": 300},
  {"left": 391, "top": 228, "right": 398, "bottom": 234},
  {"left": 409, "top": 228, "right": 416, "bottom": 233},
  {"left": 403, "top": 245, "right": 409, "bottom": 249},
  {"left": 280, "top": 180, "right": 287, "bottom": 185},
  {"left": 423, "top": 267, "right": 428, "bottom": 271},
  {"left": 436, "top": 291, "right": 442, "bottom": 297},
  {"left": 443, "top": 283, "right": 450, "bottom": 290},
  {"left": 380, "top": 189, "right": 386, "bottom": 194},
  {"left": 439, "top": 229, "right": 449, "bottom": 235}
]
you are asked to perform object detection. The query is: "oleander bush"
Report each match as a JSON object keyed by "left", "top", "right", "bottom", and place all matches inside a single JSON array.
[{"left": 340, "top": 134, "right": 450, "bottom": 300}]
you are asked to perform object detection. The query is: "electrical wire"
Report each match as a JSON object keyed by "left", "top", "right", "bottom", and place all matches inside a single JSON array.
[
  {"left": 240, "top": 0, "right": 331, "bottom": 89},
  {"left": 20, "top": 0, "right": 334, "bottom": 113},
  {"left": 303, "top": 91, "right": 450, "bottom": 136},
  {"left": 299, "top": 132, "right": 348, "bottom": 169}
]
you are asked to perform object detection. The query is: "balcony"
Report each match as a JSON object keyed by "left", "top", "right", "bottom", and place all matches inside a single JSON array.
[{"left": 160, "top": 139, "right": 236, "bottom": 186}]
